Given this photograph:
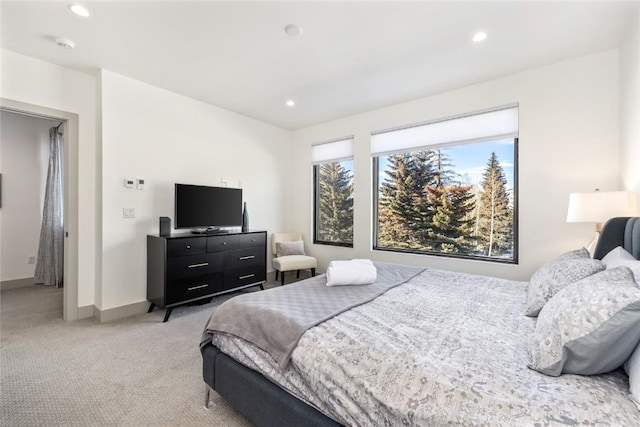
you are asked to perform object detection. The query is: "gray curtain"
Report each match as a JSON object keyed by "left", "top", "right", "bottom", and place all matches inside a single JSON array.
[{"left": 34, "top": 126, "right": 64, "bottom": 287}]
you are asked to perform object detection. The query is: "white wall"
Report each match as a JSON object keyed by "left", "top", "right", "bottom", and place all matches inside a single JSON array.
[
  {"left": 0, "top": 49, "right": 97, "bottom": 308},
  {"left": 98, "top": 71, "right": 291, "bottom": 310},
  {"left": 0, "top": 43, "right": 629, "bottom": 314},
  {"left": 0, "top": 111, "right": 52, "bottom": 281},
  {"left": 290, "top": 50, "right": 621, "bottom": 281},
  {"left": 621, "top": 6, "right": 640, "bottom": 208}
]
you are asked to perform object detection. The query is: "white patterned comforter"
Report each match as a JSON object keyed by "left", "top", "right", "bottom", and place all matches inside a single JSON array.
[{"left": 210, "top": 268, "right": 640, "bottom": 426}]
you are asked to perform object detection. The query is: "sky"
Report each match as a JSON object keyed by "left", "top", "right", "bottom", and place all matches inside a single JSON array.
[
  {"left": 377, "top": 138, "right": 516, "bottom": 192},
  {"left": 445, "top": 138, "right": 515, "bottom": 190}
]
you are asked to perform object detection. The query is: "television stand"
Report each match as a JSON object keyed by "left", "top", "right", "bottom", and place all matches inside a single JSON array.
[{"left": 146, "top": 230, "right": 267, "bottom": 322}]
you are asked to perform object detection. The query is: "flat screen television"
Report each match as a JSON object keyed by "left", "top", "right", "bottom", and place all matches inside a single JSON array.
[{"left": 175, "top": 183, "right": 242, "bottom": 233}]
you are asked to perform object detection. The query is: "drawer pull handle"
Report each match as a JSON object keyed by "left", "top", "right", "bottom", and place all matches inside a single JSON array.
[
  {"left": 238, "top": 255, "right": 255, "bottom": 260},
  {"left": 185, "top": 245, "right": 191, "bottom": 249},
  {"left": 187, "top": 262, "right": 209, "bottom": 269},
  {"left": 187, "top": 284, "right": 209, "bottom": 291},
  {"left": 222, "top": 242, "right": 227, "bottom": 245},
  {"left": 239, "top": 274, "right": 255, "bottom": 280}
]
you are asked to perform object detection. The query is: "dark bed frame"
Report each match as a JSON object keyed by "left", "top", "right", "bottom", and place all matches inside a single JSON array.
[{"left": 201, "top": 217, "right": 640, "bottom": 427}]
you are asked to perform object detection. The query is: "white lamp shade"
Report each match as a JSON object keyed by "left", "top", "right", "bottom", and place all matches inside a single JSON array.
[{"left": 567, "top": 191, "right": 631, "bottom": 223}]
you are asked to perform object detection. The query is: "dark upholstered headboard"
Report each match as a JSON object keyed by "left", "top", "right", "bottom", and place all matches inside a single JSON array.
[{"left": 593, "top": 217, "right": 640, "bottom": 260}]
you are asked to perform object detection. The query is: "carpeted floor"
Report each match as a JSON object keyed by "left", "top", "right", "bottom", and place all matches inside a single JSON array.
[{"left": 0, "top": 274, "right": 308, "bottom": 427}]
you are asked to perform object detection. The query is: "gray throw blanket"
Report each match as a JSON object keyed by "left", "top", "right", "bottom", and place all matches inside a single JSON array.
[{"left": 200, "top": 262, "right": 425, "bottom": 369}]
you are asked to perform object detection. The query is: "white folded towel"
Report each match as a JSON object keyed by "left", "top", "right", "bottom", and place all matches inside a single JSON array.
[{"left": 326, "top": 259, "right": 377, "bottom": 286}]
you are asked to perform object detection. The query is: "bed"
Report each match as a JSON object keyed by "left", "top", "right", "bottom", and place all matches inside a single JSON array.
[{"left": 200, "top": 217, "right": 640, "bottom": 426}]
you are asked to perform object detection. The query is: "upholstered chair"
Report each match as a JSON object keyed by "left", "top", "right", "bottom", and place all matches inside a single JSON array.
[{"left": 271, "top": 233, "right": 317, "bottom": 286}]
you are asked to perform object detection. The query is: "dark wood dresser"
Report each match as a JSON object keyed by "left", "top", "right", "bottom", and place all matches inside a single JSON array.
[{"left": 147, "top": 230, "right": 266, "bottom": 321}]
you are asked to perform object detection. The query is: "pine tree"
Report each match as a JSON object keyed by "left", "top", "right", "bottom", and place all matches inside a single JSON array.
[
  {"left": 377, "top": 151, "right": 435, "bottom": 249},
  {"left": 426, "top": 185, "right": 476, "bottom": 253},
  {"left": 317, "top": 162, "right": 354, "bottom": 243},
  {"left": 476, "top": 152, "right": 513, "bottom": 257},
  {"left": 424, "top": 150, "right": 476, "bottom": 253}
]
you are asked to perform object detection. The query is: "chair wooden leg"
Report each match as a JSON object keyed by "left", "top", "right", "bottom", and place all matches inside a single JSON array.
[
  {"left": 297, "top": 270, "right": 300, "bottom": 278},
  {"left": 275, "top": 270, "right": 279, "bottom": 281},
  {"left": 311, "top": 268, "right": 316, "bottom": 277},
  {"left": 281, "top": 271, "right": 285, "bottom": 286}
]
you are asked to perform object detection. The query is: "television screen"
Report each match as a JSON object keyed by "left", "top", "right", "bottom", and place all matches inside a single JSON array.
[{"left": 175, "top": 184, "right": 242, "bottom": 230}]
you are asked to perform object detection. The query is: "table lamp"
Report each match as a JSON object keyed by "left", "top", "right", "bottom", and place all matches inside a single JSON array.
[{"left": 567, "top": 189, "right": 630, "bottom": 254}]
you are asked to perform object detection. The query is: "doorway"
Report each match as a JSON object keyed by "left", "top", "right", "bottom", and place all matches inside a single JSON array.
[{"left": 1, "top": 99, "right": 79, "bottom": 321}]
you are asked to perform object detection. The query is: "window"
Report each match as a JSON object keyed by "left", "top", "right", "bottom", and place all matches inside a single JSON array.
[
  {"left": 372, "top": 106, "right": 518, "bottom": 262},
  {"left": 312, "top": 138, "right": 354, "bottom": 247}
]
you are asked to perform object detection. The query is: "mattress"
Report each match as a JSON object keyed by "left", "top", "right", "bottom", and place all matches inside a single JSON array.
[{"left": 209, "top": 267, "right": 640, "bottom": 426}]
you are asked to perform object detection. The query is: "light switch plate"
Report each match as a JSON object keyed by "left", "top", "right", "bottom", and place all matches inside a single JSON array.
[{"left": 123, "top": 208, "right": 135, "bottom": 218}]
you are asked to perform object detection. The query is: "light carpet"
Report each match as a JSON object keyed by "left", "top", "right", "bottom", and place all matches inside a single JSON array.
[{"left": 0, "top": 281, "right": 294, "bottom": 427}]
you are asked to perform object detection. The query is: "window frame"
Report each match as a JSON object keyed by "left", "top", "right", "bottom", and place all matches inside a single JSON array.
[
  {"left": 312, "top": 136, "right": 355, "bottom": 248},
  {"left": 372, "top": 137, "right": 519, "bottom": 264}
]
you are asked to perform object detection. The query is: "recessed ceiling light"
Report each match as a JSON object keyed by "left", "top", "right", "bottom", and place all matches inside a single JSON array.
[
  {"left": 285, "top": 99, "right": 296, "bottom": 107},
  {"left": 473, "top": 31, "right": 488, "bottom": 43},
  {"left": 55, "top": 37, "right": 76, "bottom": 49},
  {"left": 284, "top": 24, "right": 302, "bottom": 37},
  {"left": 68, "top": 4, "right": 90, "bottom": 18}
]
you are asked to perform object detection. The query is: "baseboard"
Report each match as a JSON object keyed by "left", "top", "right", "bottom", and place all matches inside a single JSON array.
[
  {"left": 0, "top": 277, "right": 34, "bottom": 290},
  {"left": 77, "top": 305, "right": 94, "bottom": 320},
  {"left": 94, "top": 300, "right": 150, "bottom": 323}
]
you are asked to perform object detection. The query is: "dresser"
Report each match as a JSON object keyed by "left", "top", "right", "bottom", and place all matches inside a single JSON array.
[{"left": 147, "top": 230, "right": 267, "bottom": 321}]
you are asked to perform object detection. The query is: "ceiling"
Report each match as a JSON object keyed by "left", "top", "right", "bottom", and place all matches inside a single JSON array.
[{"left": 1, "top": 1, "right": 638, "bottom": 130}]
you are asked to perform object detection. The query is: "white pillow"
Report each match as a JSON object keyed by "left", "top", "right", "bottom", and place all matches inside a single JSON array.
[
  {"left": 602, "top": 246, "right": 640, "bottom": 284},
  {"left": 602, "top": 246, "right": 636, "bottom": 265},
  {"left": 625, "top": 342, "right": 640, "bottom": 410}
]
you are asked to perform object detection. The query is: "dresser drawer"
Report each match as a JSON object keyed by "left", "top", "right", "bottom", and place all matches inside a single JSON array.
[
  {"left": 233, "top": 232, "right": 266, "bottom": 249},
  {"left": 166, "top": 273, "right": 224, "bottom": 305},
  {"left": 207, "top": 235, "right": 241, "bottom": 253},
  {"left": 223, "top": 265, "right": 266, "bottom": 290},
  {"left": 167, "top": 252, "right": 223, "bottom": 280},
  {"left": 167, "top": 238, "right": 206, "bottom": 257},
  {"left": 224, "top": 247, "right": 265, "bottom": 270}
]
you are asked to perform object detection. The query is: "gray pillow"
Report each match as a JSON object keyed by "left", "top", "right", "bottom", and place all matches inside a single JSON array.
[
  {"left": 625, "top": 342, "right": 640, "bottom": 410},
  {"left": 526, "top": 256, "right": 605, "bottom": 317},
  {"left": 275, "top": 240, "right": 305, "bottom": 257},
  {"left": 555, "top": 247, "right": 590, "bottom": 261},
  {"left": 529, "top": 266, "right": 640, "bottom": 376}
]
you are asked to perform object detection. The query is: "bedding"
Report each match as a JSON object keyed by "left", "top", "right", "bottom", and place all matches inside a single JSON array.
[
  {"left": 626, "top": 342, "right": 640, "bottom": 410},
  {"left": 602, "top": 246, "right": 640, "bottom": 283},
  {"left": 205, "top": 266, "right": 640, "bottom": 426},
  {"left": 529, "top": 266, "right": 640, "bottom": 376},
  {"left": 525, "top": 250, "right": 604, "bottom": 317},
  {"left": 201, "top": 262, "right": 424, "bottom": 368}
]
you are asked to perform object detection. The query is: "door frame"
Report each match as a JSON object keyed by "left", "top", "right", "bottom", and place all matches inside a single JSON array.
[{"left": 1, "top": 98, "right": 80, "bottom": 321}]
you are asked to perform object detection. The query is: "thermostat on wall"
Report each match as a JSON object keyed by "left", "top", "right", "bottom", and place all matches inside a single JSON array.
[{"left": 124, "top": 178, "right": 135, "bottom": 188}]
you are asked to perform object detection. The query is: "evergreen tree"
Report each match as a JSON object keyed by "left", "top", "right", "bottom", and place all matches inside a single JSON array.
[
  {"left": 377, "top": 153, "right": 417, "bottom": 248},
  {"left": 377, "top": 151, "right": 435, "bottom": 249},
  {"left": 426, "top": 184, "right": 476, "bottom": 253},
  {"left": 317, "top": 162, "right": 353, "bottom": 243},
  {"left": 476, "top": 152, "right": 513, "bottom": 257},
  {"left": 424, "top": 150, "right": 476, "bottom": 253},
  {"left": 378, "top": 149, "right": 476, "bottom": 253}
]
